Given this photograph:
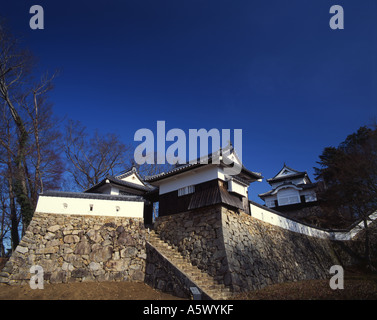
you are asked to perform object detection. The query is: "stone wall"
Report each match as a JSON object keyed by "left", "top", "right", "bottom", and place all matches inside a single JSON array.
[
  {"left": 154, "top": 205, "right": 357, "bottom": 293},
  {"left": 144, "top": 243, "right": 211, "bottom": 299},
  {"left": 221, "top": 207, "right": 341, "bottom": 292},
  {"left": 1, "top": 205, "right": 368, "bottom": 296},
  {"left": 0, "top": 212, "right": 146, "bottom": 285},
  {"left": 154, "top": 205, "right": 230, "bottom": 285}
]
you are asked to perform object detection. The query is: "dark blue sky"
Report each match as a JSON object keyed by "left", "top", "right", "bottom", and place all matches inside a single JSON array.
[{"left": 2, "top": 0, "right": 377, "bottom": 202}]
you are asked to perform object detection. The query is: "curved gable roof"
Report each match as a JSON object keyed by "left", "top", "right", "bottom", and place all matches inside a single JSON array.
[
  {"left": 84, "top": 175, "right": 155, "bottom": 195},
  {"left": 267, "top": 164, "right": 310, "bottom": 184}
]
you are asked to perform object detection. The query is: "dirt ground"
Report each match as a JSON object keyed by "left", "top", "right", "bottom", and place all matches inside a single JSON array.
[
  {"left": 232, "top": 278, "right": 377, "bottom": 300},
  {"left": 0, "top": 281, "right": 184, "bottom": 300},
  {"left": 233, "top": 266, "right": 377, "bottom": 300},
  {"left": 1, "top": 265, "right": 376, "bottom": 300}
]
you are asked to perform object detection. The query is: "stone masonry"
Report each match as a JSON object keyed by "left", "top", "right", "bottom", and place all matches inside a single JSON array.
[
  {"left": 154, "top": 205, "right": 356, "bottom": 293},
  {"left": 154, "top": 205, "right": 229, "bottom": 286},
  {"left": 0, "top": 213, "right": 146, "bottom": 285},
  {"left": 0, "top": 205, "right": 366, "bottom": 298},
  {"left": 221, "top": 207, "right": 339, "bottom": 292}
]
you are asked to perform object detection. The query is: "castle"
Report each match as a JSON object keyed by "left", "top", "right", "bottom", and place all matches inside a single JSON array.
[{"left": 0, "top": 146, "right": 376, "bottom": 299}]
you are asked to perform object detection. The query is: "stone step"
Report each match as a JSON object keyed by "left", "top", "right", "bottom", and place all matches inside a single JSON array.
[
  {"left": 191, "top": 274, "right": 215, "bottom": 284},
  {"left": 195, "top": 280, "right": 221, "bottom": 288},
  {"left": 147, "top": 231, "right": 233, "bottom": 300},
  {"left": 182, "top": 269, "right": 200, "bottom": 276},
  {"left": 211, "top": 293, "right": 233, "bottom": 300},
  {"left": 216, "top": 290, "right": 232, "bottom": 297},
  {"left": 175, "top": 261, "right": 196, "bottom": 268},
  {"left": 201, "top": 284, "right": 231, "bottom": 292},
  {"left": 190, "top": 275, "right": 207, "bottom": 282}
]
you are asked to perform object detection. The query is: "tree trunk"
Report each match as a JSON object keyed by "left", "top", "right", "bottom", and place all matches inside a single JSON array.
[
  {"left": 7, "top": 176, "right": 19, "bottom": 251},
  {"left": 4, "top": 95, "right": 34, "bottom": 230},
  {"left": 10, "top": 207, "right": 19, "bottom": 251},
  {"left": 5, "top": 139, "right": 20, "bottom": 250},
  {"left": 0, "top": 204, "right": 6, "bottom": 256},
  {"left": 363, "top": 218, "right": 375, "bottom": 271}
]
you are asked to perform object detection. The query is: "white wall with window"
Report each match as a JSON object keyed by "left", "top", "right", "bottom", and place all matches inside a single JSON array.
[
  {"left": 304, "top": 192, "right": 317, "bottom": 202},
  {"left": 264, "top": 188, "right": 317, "bottom": 208},
  {"left": 249, "top": 201, "right": 377, "bottom": 240},
  {"left": 227, "top": 179, "right": 248, "bottom": 197},
  {"left": 265, "top": 199, "right": 276, "bottom": 208},
  {"left": 157, "top": 166, "right": 222, "bottom": 195},
  {"left": 178, "top": 185, "right": 195, "bottom": 197},
  {"left": 36, "top": 195, "right": 144, "bottom": 218},
  {"left": 277, "top": 188, "right": 300, "bottom": 206}
]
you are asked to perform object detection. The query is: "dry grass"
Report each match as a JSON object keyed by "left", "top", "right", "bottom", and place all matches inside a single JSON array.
[
  {"left": 232, "top": 266, "right": 377, "bottom": 300},
  {"left": 1, "top": 261, "right": 376, "bottom": 300},
  {"left": 0, "top": 281, "right": 183, "bottom": 300}
]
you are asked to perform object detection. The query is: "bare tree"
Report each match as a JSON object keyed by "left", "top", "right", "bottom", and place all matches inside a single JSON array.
[
  {"left": 65, "top": 120, "right": 132, "bottom": 190},
  {"left": 131, "top": 152, "right": 173, "bottom": 179},
  {"left": 18, "top": 72, "right": 64, "bottom": 207},
  {"left": 0, "top": 21, "right": 63, "bottom": 246},
  {"left": 0, "top": 176, "right": 11, "bottom": 257},
  {"left": 0, "top": 103, "right": 20, "bottom": 249},
  {"left": 0, "top": 23, "right": 35, "bottom": 230}
]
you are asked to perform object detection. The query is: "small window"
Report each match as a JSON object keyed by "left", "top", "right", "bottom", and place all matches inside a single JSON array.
[
  {"left": 63, "top": 203, "right": 68, "bottom": 209},
  {"left": 178, "top": 185, "right": 195, "bottom": 197},
  {"left": 89, "top": 204, "right": 93, "bottom": 211},
  {"left": 266, "top": 200, "right": 275, "bottom": 208},
  {"left": 305, "top": 193, "right": 317, "bottom": 202},
  {"left": 116, "top": 206, "right": 120, "bottom": 212},
  {"left": 278, "top": 196, "right": 300, "bottom": 206}
]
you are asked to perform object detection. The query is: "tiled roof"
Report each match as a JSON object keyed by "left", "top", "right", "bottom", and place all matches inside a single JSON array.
[
  {"left": 144, "top": 162, "right": 201, "bottom": 182},
  {"left": 84, "top": 175, "right": 156, "bottom": 194},
  {"left": 40, "top": 191, "right": 144, "bottom": 202},
  {"left": 258, "top": 182, "right": 317, "bottom": 198},
  {"left": 267, "top": 171, "right": 307, "bottom": 183},
  {"left": 115, "top": 166, "right": 150, "bottom": 187},
  {"left": 145, "top": 146, "right": 262, "bottom": 182},
  {"left": 107, "top": 176, "right": 155, "bottom": 191},
  {"left": 267, "top": 164, "right": 308, "bottom": 183}
]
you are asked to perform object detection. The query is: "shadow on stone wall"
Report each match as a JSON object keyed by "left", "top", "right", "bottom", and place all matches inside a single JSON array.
[
  {"left": 152, "top": 205, "right": 366, "bottom": 294},
  {"left": 2, "top": 206, "right": 372, "bottom": 298},
  {"left": 154, "top": 205, "right": 230, "bottom": 287},
  {"left": 221, "top": 207, "right": 342, "bottom": 292},
  {"left": 144, "top": 242, "right": 211, "bottom": 299}
]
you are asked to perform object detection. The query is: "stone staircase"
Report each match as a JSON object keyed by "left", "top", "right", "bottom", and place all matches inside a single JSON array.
[{"left": 147, "top": 230, "right": 233, "bottom": 300}]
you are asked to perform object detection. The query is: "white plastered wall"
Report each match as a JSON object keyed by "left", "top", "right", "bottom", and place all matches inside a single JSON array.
[
  {"left": 228, "top": 179, "right": 248, "bottom": 197},
  {"left": 158, "top": 166, "right": 225, "bottom": 195},
  {"left": 119, "top": 173, "right": 145, "bottom": 186},
  {"left": 249, "top": 202, "right": 377, "bottom": 240},
  {"left": 35, "top": 195, "right": 144, "bottom": 218}
]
